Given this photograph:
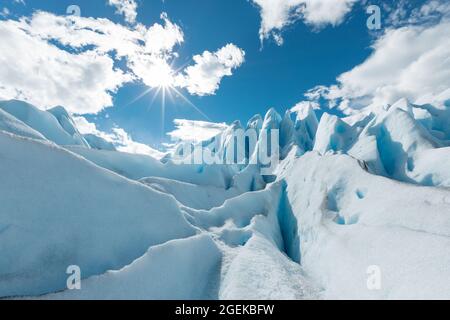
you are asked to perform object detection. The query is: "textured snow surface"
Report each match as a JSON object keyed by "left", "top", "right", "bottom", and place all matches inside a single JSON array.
[
  {"left": 0, "top": 108, "right": 46, "bottom": 141},
  {"left": 0, "top": 132, "right": 195, "bottom": 297},
  {"left": 0, "top": 98, "right": 449, "bottom": 299},
  {"left": 44, "top": 235, "right": 221, "bottom": 300},
  {"left": 278, "top": 150, "right": 450, "bottom": 299},
  {"left": 0, "top": 100, "right": 88, "bottom": 147}
]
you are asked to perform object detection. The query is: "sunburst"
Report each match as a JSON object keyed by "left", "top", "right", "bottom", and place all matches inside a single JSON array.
[{"left": 127, "top": 61, "right": 211, "bottom": 137}]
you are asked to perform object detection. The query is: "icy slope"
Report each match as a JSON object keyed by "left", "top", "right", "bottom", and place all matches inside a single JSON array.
[
  {"left": 65, "top": 146, "right": 165, "bottom": 180},
  {"left": 140, "top": 177, "right": 243, "bottom": 210},
  {"left": 0, "top": 100, "right": 88, "bottom": 146},
  {"left": 66, "top": 145, "right": 238, "bottom": 188},
  {"left": 307, "top": 99, "right": 450, "bottom": 188},
  {"left": 219, "top": 235, "right": 319, "bottom": 300},
  {"left": 177, "top": 182, "right": 321, "bottom": 299},
  {"left": 0, "top": 108, "right": 46, "bottom": 140},
  {"left": 164, "top": 98, "right": 450, "bottom": 188},
  {"left": 0, "top": 131, "right": 195, "bottom": 298},
  {"left": 44, "top": 235, "right": 221, "bottom": 300},
  {"left": 83, "top": 133, "right": 116, "bottom": 151},
  {"left": 139, "top": 164, "right": 266, "bottom": 210},
  {"left": 277, "top": 149, "right": 450, "bottom": 299},
  {"left": 1, "top": 97, "right": 449, "bottom": 300},
  {"left": 44, "top": 181, "right": 320, "bottom": 300},
  {"left": 47, "top": 106, "right": 89, "bottom": 147}
]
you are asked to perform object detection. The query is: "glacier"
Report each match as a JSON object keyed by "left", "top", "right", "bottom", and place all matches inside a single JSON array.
[{"left": 0, "top": 97, "right": 449, "bottom": 299}]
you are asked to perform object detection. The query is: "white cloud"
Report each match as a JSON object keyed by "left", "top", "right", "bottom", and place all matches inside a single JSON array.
[
  {"left": 111, "top": 127, "right": 165, "bottom": 158},
  {"left": 251, "top": 0, "right": 358, "bottom": 45},
  {"left": 73, "top": 116, "right": 165, "bottom": 158},
  {"left": 307, "top": 17, "right": 450, "bottom": 114},
  {"left": 144, "top": 13, "right": 183, "bottom": 54},
  {"left": 167, "top": 119, "right": 228, "bottom": 143},
  {"left": 291, "top": 100, "right": 320, "bottom": 115},
  {"left": 383, "top": 0, "right": 450, "bottom": 27},
  {"left": 300, "top": 0, "right": 358, "bottom": 26},
  {"left": 0, "top": 11, "right": 244, "bottom": 114},
  {"left": 73, "top": 116, "right": 99, "bottom": 135},
  {"left": 416, "top": 0, "right": 450, "bottom": 17},
  {"left": 176, "top": 44, "right": 245, "bottom": 96},
  {"left": 128, "top": 13, "right": 184, "bottom": 88},
  {"left": 0, "top": 18, "right": 130, "bottom": 114},
  {"left": 108, "top": 0, "right": 138, "bottom": 24}
]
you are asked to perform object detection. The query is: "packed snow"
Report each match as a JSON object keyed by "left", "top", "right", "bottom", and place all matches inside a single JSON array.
[
  {"left": 0, "top": 97, "right": 449, "bottom": 300},
  {"left": 0, "top": 100, "right": 88, "bottom": 147},
  {"left": 0, "top": 131, "right": 195, "bottom": 297}
]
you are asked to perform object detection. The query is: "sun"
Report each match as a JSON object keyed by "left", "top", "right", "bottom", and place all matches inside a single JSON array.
[
  {"left": 126, "top": 59, "right": 211, "bottom": 137},
  {"left": 152, "top": 62, "right": 175, "bottom": 89}
]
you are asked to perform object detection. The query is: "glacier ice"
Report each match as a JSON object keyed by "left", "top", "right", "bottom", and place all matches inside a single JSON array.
[
  {"left": 44, "top": 235, "right": 221, "bottom": 300},
  {"left": 0, "top": 131, "right": 195, "bottom": 297},
  {"left": 0, "top": 97, "right": 449, "bottom": 299},
  {"left": 0, "top": 107, "right": 46, "bottom": 141},
  {"left": 0, "top": 100, "right": 88, "bottom": 147}
]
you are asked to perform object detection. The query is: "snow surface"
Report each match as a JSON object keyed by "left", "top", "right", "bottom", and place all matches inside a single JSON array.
[
  {"left": 66, "top": 145, "right": 238, "bottom": 188},
  {"left": 0, "top": 98, "right": 449, "bottom": 299},
  {"left": 0, "top": 100, "right": 88, "bottom": 146},
  {"left": 0, "top": 108, "right": 46, "bottom": 141},
  {"left": 83, "top": 134, "right": 116, "bottom": 151},
  {"left": 43, "top": 235, "right": 221, "bottom": 300},
  {"left": 278, "top": 149, "right": 450, "bottom": 299},
  {"left": 0, "top": 131, "right": 195, "bottom": 297}
]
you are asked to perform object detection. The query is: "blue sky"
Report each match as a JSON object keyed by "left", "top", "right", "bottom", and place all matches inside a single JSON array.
[{"left": 1, "top": 0, "right": 449, "bottom": 151}]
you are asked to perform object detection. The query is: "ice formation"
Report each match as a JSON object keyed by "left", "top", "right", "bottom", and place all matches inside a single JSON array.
[{"left": 0, "top": 97, "right": 449, "bottom": 299}]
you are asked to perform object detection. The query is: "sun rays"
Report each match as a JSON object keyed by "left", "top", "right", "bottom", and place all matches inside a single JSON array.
[{"left": 126, "top": 60, "right": 211, "bottom": 138}]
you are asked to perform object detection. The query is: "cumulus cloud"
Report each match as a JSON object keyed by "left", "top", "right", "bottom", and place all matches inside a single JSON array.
[
  {"left": 305, "top": 1, "right": 450, "bottom": 114},
  {"left": 291, "top": 100, "right": 320, "bottom": 115},
  {"left": 108, "top": 0, "right": 138, "bottom": 24},
  {"left": 251, "top": 0, "right": 358, "bottom": 45},
  {"left": 74, "top": 116, "right": 165, "bottom": 158},
  {"left": 0, "top": 11, "right": 244, "bottom": 114},
  {"left": 144, "top": 13, "right": 183, "bottom": 54},
  {"left": 128, "top": 13, "right": 184, "bottom": 88},
  {"left": 176, "top": 44, "right": 245, "bottom": 96},
  {"left": 111, "top": 127, "right": 165, "bottom": 158},
  {"left": 167, "top": 119, "right": 228, "bottom": 143},
  {"left": 0, "top": 18, "right": 130, "bottom": 114}
]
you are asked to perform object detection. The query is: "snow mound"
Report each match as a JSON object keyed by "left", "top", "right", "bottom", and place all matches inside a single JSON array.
[
  {"left": 83, "top": 134, "right": 116, "bottom": 151},
  {"left": 0, "top": 108, "right": 46, "bottom": 140},
  {"left": 293, "top": 102, "right": 318, "bottom": 152},
  {"left": 292, "top": 98, "right": 450, "bottom": 188},
  {"left": 66, "top": 146, "right": 165, "bottom": 180},
  {"left": 0, "top": 131, "right": 195, "bottom": 298},
  {"left": 314, "top": 113, "right": 356, "bottom": 155},
  {"left": 48, "top": 106, "right": 89, "bottom": 147},
  {"left": 140, "top": 176, "right": 243, "bottom": 210},
  {"left": 44, "top": 235, "right": 221, "bottom": 300},
  {"left": 220, "top": 235, "right": 320, "bottom": 300},
  {"left": 278, "top": 150, "right": 450, "bottom": 299},
  {"left": 68, "top": 145, "right": 237, "bottom": 187},
  {"left": 0, "top": 100, "right": 88, "bottom": 146}
]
